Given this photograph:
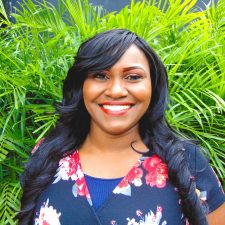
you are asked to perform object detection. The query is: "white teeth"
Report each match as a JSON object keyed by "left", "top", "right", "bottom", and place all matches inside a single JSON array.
[{"left": 102, "top": 105, "right": 131, "bottom": 111}]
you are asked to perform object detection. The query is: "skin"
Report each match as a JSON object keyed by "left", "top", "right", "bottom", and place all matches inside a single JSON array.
[
  {"left": 207, "top": 202, "right": 225, "bottom": 225},
  {"left": 83, "top": 45, "right": 152, "bottom": 137},
  {"left": 79, "top": 44, "right": 225, "bottom": 224}
]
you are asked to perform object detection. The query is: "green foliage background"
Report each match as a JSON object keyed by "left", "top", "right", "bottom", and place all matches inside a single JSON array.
[{"left": 0, "top": 0, "right": 225, "bottom": 224}]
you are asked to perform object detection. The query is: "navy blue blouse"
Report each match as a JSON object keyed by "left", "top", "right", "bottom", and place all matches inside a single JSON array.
[
  {"left": 33, "top": 145, "right": 225, "bottom": 225},
  {"left": 84, "top": 174, "right": 123, "bottom": 210}
]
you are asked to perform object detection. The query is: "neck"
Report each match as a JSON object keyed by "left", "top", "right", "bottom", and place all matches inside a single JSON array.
[{"left": 80, "top": 124, "right": 146, "bottom": 155}]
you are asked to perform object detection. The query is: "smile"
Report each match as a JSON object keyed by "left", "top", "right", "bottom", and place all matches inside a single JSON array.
[
  {"left": 99, "top": 102, "right": 134, "bottom": 115},
  {"left": 102, "top": 105, "right": 131, "bottom": 111}
]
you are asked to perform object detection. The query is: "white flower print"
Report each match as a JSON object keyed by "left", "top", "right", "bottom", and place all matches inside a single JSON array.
[
  {"left": 132, "top": 177, "right": 142, "bottom": 186},
  {"left": 126, "top": 207, "right": 167, "bottom": 225},
  {"left": 34, "top": 199, "right": 61, "bottom": 225},
  {"left": 127, "top": 218, "right": 139, "bottom": 225},
  {"left": 113, "top": 184, "right": 132, "bottom": 196}
]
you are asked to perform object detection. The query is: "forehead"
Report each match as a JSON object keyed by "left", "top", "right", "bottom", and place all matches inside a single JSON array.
[{"left": 110, "top": 44, "right": 150, "bottom": 70}]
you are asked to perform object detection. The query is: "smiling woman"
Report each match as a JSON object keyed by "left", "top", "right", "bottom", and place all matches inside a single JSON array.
[{"left": 17, "top": 29, "right": 225, "bottom": 225}]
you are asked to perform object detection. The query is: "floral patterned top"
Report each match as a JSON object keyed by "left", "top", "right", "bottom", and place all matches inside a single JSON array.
[{"left": 33, "top": 143, "right": 225, "bottom": 225}]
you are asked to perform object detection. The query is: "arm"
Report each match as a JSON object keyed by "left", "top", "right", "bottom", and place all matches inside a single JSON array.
[{"left": 207, "top": 202, "right": 225, "bottom": 225}]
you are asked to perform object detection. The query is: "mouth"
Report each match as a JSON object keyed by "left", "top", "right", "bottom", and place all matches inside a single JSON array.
[{"left": 98, "top": 102, "right": 134, "bottom": 115}]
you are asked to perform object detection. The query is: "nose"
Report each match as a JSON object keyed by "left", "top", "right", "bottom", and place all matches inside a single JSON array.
[{"left": 105, "top": 79, "right": 128, "bottom": 99}]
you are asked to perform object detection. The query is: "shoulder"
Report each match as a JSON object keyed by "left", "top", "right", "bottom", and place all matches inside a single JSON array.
[
  {"left": 182, "top": 142, "right": 225, "bottom": 213},
  {"left": 182, "top": 142, "right": 209, "bottom": 175}
]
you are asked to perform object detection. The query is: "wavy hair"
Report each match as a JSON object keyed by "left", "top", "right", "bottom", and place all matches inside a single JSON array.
[{"left": 17, "top": 29, "right": 208, "bottom": 225}]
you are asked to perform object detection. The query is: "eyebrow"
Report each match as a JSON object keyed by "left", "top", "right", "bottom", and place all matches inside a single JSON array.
[
  {"left": 122, "top": 66, "right": 146, "bottom": 72},
  {"left": 102, "top": 66, "right": 147, "bottom": 74}
]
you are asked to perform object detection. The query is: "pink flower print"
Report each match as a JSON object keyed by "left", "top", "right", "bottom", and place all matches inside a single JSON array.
[
  {"left": 110, "top": 220, "right": 117, "bottom": 225},
  {"left": 53, "top": 151, "right": 92, "bottom": 204},
  {"left": 117, "top": 166, "right": 143, "bottom": 189},
  {"left": 126, "top": 167, "right": 143, "bottom": 186},
  {"left": 113, "top": 161, "right": 143, "bottom": 195},
  {"left": 157, "top": 206, "right": 162, "bottom": 212},
  {"left": 76, "top": 176, "right": 89, "bottom": 197},
  {"left": 136, "top": 210, "right": 144, "bottom": 221},
  {"left": 117, "top": 178, "right": 129, "bottom": 189},
  {"left": 53, "top": 151, "right": 81, "bottom": 182},
  {"left": 127, "top": 206, "right": 167, "bottom": 225},
  {"left": 143, "top": 155, "right": 168, "bottom": 188},
  {"left": 34, "top": 199, "right": 61, "bottom": 225},
  {"left": 72, "top": 175, "right": 92, "bottom": 205},
  {"left": 136, "top": 210, "right": 143, "bottom": 217},
  {"left": 31, "top": 138, "right": 44, "bottom": 154},
  {"left": 61, "top": 151, "right": 81, "bottom": 180}
]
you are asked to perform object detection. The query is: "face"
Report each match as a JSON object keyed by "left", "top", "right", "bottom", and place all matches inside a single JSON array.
[{"left": 83, "top": 44, "right": 152, "bottom": 135}]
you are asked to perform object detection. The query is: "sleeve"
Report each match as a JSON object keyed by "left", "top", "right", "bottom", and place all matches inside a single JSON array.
[{"left": 186, "top": 145, "right": 225, "bottom": 213}]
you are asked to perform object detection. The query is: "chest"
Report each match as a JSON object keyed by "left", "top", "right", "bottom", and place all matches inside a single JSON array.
[{"left": 34, "top": 152, "right": 187, "bottom": 225}]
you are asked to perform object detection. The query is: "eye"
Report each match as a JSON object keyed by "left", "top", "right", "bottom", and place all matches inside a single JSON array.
[
  {"left": 125, "top": 74, "right": 143, "bottom": 81},
  {"left": 93, "top": 73, "right": 109, "bottom": 80}
]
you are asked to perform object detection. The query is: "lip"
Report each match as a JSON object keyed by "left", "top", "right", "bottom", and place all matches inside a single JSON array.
[
  {"left": 100, "top": 101, "right": 135, "bottom": 106},
  {"left": 98, "top": 102, "right": 134, "bottom": 116}
]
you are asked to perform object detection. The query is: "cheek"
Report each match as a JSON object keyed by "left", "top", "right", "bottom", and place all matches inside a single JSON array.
[
  {"left": 133, "top": 83, "right": 152, "bottom": 106},
  {"left": 82, "top": 80, "right": 104, "bottom": 110},
  {"left": 82, "top": 80, "right": 93, "bottom": 110},
  {"left": 83, "top": 80, "right": 98, "bottom": 99},
  {"left": 143, "top": 80, "right": 152, "bottom": 102}
]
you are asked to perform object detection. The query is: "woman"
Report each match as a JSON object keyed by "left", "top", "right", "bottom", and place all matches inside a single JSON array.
[{"left": 18, "top": 29, "right": 225, "bottom": 225}]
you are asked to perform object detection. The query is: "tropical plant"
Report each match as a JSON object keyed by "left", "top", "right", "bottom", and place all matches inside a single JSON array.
[{"left": 0, "top": 0, "right": 224, "bottom": 224}]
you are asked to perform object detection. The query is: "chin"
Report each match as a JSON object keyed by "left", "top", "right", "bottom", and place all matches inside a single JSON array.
[
  {"left": 101, "top": 124, "right": 139, "bottom": 136},
  {"left": 106, "top": 129, "right": 127, "bottom": 135}
]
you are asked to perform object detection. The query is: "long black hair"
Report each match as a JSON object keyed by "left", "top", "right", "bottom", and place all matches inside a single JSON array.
[{"left": 17, "top": 29, "right": 208, "bottom": 225}]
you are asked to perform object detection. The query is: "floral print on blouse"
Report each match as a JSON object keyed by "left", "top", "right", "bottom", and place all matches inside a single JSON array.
[
  {"left": 34, "top": 199, "right": 61, "bottom": 225},
  {"left": 52, "top": 151, "right": 92, "bottom": 205},
  {"left": 33, "top": 145, "right": 225, "bottom": 225}
]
